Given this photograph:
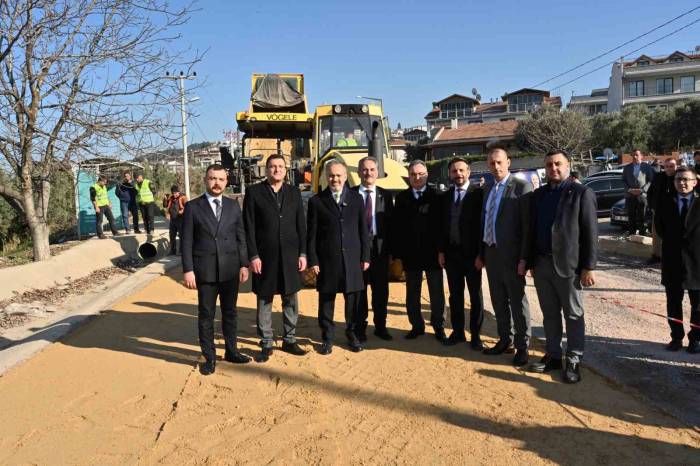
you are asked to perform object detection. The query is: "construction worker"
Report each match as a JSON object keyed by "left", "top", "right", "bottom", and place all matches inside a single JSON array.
[
  {"left": 90, "top": 175, "right": 120, "bottom": 239},
  {"left": 163, "top": 185, "right": 187, "bottom": 255},
  {"left": 135, "top": 173, "right": 157, "bottom": 234},
  {"left": 337, "top": 131, "right": 359, "bottom": 147}
]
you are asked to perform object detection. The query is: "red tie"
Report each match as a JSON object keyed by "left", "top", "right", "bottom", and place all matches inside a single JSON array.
[{"left": 365, "top": 190, "right": 373, "bottom": 235}]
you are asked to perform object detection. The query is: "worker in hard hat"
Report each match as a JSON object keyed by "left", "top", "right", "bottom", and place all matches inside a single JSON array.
[{"left": 337, "top": 131, "right": 359, "bottom": 148}]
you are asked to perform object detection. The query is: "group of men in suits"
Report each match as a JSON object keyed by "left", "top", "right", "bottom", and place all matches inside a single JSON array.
[{"left": 180, "top": 147, "right": 600, "bottom": 383}]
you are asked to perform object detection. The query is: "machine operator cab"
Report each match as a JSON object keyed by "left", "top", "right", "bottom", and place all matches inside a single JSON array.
[{"left": 312, "top": 103, "right": 407, "bottom": 192}]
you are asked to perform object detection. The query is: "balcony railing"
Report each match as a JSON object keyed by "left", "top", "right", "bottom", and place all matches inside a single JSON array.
[
  {"left": 507, "top": 103, "right": 541, "bottom": 113},
  {"left": 625, "top": 89, "right": 699, "bottom": 99}
]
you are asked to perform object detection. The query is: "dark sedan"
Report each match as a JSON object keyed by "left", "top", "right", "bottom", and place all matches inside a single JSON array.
[
  {"left": 610, "top": 198, "right": 652, "bottom": 230},
  {"left": 582, "top": 175, "right": 626, "bottom": 217}
]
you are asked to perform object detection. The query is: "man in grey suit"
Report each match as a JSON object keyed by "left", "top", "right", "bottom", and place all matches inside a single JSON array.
[
  {"left": 527, "top": 150, "right": 598, "bottom": 384},
  {"left": 475, "top": 146, "right": 532, "bottom": 366},
  {"left": 622, "top": 149, "right": 655, "bottom": 235}
]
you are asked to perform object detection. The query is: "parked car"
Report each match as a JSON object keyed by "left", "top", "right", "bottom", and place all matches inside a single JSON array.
[
  {"left": 582, "top": 175, "right": 626, "bottom": 217},
  {"left": 468, "top": 168, "right": 545, "bottom": 189},
  {"left": 584, "top": 169, "right": 623, "bottom": 180},
  {"left": 610, "top": 198, "right": 652, "bottom": 230}
]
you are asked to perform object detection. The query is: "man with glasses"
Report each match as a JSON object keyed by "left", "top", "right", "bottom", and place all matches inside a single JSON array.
[
  {"left": 655, "top": 167, "right": 700, "bottom": 354},
  {"left": 392, "top": 160, "right": 446, "bottom": 342}
]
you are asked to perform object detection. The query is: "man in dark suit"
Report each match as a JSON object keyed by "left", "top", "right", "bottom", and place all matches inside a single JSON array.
[
  {"left": 181, "top": 164, "right": 250, "bottom": 375},
  {"left": 352, "top": 156, "right": 393, "bottom": 342},
  {"left": 307, "top": 159, "right": 370, "bottom": 354},
  {"left": 622, "top": 149, "right": 655, "bottom": 235},
  {"left": 243, "top": 154, "right": 308, "bottom": 363},
  {"left": 393, "top": 160, "right": 446, "bottom": 342},
  {"left": 438, "top": 157, "right": 484, "bottom": 349},
  {"left": 527, "top": 150, "right": 598, "bottom": 384},
  {"left": 647, "top": 158, "right": 678, "bottom": 264},
  {"left": 476, "top": 146, "right": 532, "bottom": 366},
  {"left": 655, "top": 167, "right": 700, "bottom": 354}
]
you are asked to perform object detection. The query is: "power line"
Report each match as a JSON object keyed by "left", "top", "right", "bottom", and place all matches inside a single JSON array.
[
  {"left": 531, "top": 4, "right": 700, "bottom": 89},
  {"left": 550, "top": 15, "right": 700, "bottom": 92}
]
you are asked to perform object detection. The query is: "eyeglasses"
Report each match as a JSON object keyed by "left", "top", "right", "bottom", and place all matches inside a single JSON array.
[{"left": 675, "top": 177, "right": 697, "bottom": 183}]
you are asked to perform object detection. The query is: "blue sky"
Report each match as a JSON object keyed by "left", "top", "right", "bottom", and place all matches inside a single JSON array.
[{"left": 177, "top": 0, "right": 700, "bottom": 143}]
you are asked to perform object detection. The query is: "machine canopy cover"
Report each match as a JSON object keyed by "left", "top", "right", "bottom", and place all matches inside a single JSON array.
[{"left": 251, "top": 75, "right": 304, "bottom": 109}]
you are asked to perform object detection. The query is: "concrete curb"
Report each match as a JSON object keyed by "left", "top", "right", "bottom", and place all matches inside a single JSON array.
[
  {"left": 0, "top": 256, "right": 181, "bottom": 376},
  {"left": 599, "top": 235, "right": 652, "bottom": 259}
]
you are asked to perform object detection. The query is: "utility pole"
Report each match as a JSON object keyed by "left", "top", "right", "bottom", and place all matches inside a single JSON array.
[{"left": 166, "top": 71, "right": 196, "bottom": 199}]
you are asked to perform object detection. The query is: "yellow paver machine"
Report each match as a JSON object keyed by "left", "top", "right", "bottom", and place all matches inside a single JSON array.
[{"left": 235, "top": 73, "right": 407, "bottom": 193}]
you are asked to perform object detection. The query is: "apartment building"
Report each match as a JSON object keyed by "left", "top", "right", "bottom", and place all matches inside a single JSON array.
[
  {"left": 425, "top": 89, "right": 561, "bottom": 132},
  {"left": 569, "top": 47, "right": 700, "bottom": 113}
]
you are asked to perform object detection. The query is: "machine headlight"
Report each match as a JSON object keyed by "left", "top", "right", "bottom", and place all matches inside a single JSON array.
[
  {"left": 334, "top": 105, "right": 342, "bottom": 113},
  {"left": 361, "top": 105, "right": 368, "bottom": 113}
]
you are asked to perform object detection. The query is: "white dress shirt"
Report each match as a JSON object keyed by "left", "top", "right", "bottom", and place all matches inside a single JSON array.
[
  {"left": 413, "top": 187, "right": 426, "bottom": 199},
  {"left": 483, "top": 174, "right": 510, "bottom": 245},
  {"left": 359, "top": 184, "right": 377, "bottom": 235},
  {"left": 204, "top": 192, "right": 224, "bottom": 217}
]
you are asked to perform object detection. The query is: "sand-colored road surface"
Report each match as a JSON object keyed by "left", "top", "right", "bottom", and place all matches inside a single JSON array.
[{"left": 1, "top": 270, "right": 698, "bottom": 465}]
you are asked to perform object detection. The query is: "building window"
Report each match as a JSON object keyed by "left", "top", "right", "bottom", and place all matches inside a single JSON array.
[
  {"left": 439, "top": 101, "right": 473, "bottom": 119},
  {"left": 656, "top": 78, "right": 673, "bottom": 95},
  {"left": 507, "top": 94, "right": 543, "bottom": 112},
  {"left": 628, "top": 80, "right": 644, "bottom": 97},
  {"left": 647, "top": 105, "right": 656, "bottom": 111},
  {"left": 681, "top": 76, "right": 695, "bottom": 93},
  {"left": 670, "top": 56, "right": 684, "bottom": 63},
  {"left": 637, "top": 60, "right": 650, "bottom": 66}
]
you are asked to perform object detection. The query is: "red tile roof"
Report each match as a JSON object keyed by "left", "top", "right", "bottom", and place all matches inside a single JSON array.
[{"left": 433, "top": 120, "right": 518, "bottom": 143}]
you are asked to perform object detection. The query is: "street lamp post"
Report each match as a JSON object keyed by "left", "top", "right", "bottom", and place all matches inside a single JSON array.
[
  {"left": 356, "top": 95, "right": 383, "bottom": 110},
  {"left": 166, "top": 71, "right": 196, "bottom": 200}
]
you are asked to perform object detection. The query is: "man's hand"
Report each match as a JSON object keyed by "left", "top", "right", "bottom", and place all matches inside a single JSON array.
[
  {"left": 362, "top": 261, "right": 370, "bottom": 271},
  {"left": 438, "top": 252, "right": 446, "bottom": 269},
  {"left": 298, "top": 256, "right": 307, "bottom": 272},
  {"left": 580, "top": 269, "right": 595, "bottom": 287},
  {"left": 517, "top": 260, "right": 527, "bottom": 276},
  {"left": 251, "top": 257, "right": 263, "bottom": 274},
  {"left": 474, "top": 256, "right": 484, "bottom": 271},
  {"left": 94, "top": 206, "right": 100, "bottom": 214},
  {"left": 311, "top": 265, "right": 320, "bottom": 276},
  {"left": 239, "top": 267, "right": 249, "bottom": 283},
  {"left": 183, "top": 271, "right": 197, "bottom": 289}
]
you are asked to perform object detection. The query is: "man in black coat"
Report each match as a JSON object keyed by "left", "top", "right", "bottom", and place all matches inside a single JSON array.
[
  {"left": 437, "top": 157, "right": 484, "bottom": 349},
  {"left": 352, "top": 156, "right": 394, "bottom": 342},
  {"left": 647, "top": 158, "right": 678, "bottom": 264},
  {"left": 655, "top": 166, "right": 700, "bottom": 354},
  {"left": 527, "top": 150, "right": 598, "bottom": 384},
  {"left": 393, "top": 160, "right": 446, "bottom": 342},
  {"left": 307, "top": 159, "right": 370, "bottom": 355},
  {"left": 243, "top": 154, "right": 308, "bottom": 362},
  {"left": 181, "top": 164, "right": 250, "bottom": 375}
]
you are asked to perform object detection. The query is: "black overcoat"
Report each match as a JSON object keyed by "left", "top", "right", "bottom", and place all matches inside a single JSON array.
[
  {"left": 392, "top": 186, "right": 441, "bottom": 270},
  {"left": 437, "top": 184, "right": 484, "bottom": 259},
  {"left": 243, "top": 181, "right": 306, "bottom": 296},
  {"left": 655, "top": 192, "right": 700, "bottom": 290},
  {"left": 307, "top": 186, "right": 370, "bottom": 293},
  {"left": 181, "top": 195, "right": 249, "bottom": 283}
]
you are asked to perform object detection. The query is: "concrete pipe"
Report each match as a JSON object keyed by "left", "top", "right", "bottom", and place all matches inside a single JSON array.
[{"left": 137, "top": 242, "right": 158, "bottom": 261}]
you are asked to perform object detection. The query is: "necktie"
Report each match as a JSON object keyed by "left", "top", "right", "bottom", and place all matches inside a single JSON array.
[
  {"left": 415, "top": 190, "right": 422, "bottom": 199},
  {"left": 213, "top": 198, "right": 221, "bottom": 221},
  {"left": 484, "top": 183, "right": 500, "bottom": 245},
  {"left": 681, "top": 197, "right": 689, "bottom": 224},
  {"left": 365, "top": 190, "right": 373, "bottom": 235},
  {"left": 454, "top": 188, "right": 463, "bottom": 206},
  {"left": 334, "top": 191, "right": 341, "bottom": 204}
]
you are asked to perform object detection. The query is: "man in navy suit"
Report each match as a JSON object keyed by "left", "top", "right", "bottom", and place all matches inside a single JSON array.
[
  {"left": 181, "top": 164, "right": 250, "bottom": 375},
  {"left": 307, "top": 160, "right": 370, "bottom": 355}
]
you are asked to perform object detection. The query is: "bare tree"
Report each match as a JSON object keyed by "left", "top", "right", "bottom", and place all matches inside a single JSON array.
[
  {"left": 515, "top": 106, "right": 592, "bottom": 156},
  {"left": 0, "top": 0, "right": 199, "bottom": 261}
]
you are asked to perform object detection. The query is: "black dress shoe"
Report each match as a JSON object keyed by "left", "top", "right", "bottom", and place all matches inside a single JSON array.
[
  {"left": 318, "top": 342, "right": 333, "bottom": 355},
  {"left": 200, "top": 360, "right": 215, "bottom": 375},
  {"left": 444, "top": 332, "right": 467, "bottom": 346},
  {"left": 348, "top": 340, "right": 364, "bottom": 353},
  {"left": 528, "top": 355, "right": 563, "bottom": 373},
  {"left": 563, "top": 362, "right": 581, "bottom": 384},
  {"left": 687, "top": 340, "right": 700, "bottom": 354},
  {"left": 374, "top": 328, "right": 393, "bottom": 341},
  {"left": 255, "top": 346, "right": 273, "bottom": 363},
  {"left": 483, "top": 339, "right": 514, "bottom": 355},
  {"left": 356, "top": 333, "right": 368, "bottom": 343},
  {"left": 224, "top": 351, "right": 251, "bottom": 364},
  {"left": 134, "top": 229, "right": 142, "bottom": 234},
  {"left": 405, "top": 328, "right": 425, "bottom": 339},
  {"left": 434, "top": 328, "right": 447, "bottom": 343},
  {"left": 513, "top": 349, "right": 529, "bottom": 367},
  {"left": 281, "top": 342, "right": 308, "bottom": 356},
  {"left": 470, "top": 337, "right": 484, "bottom": 351},
  {"left": 666, "top": 339, "right": 683, "bottom": 351}
]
